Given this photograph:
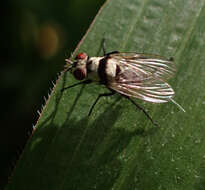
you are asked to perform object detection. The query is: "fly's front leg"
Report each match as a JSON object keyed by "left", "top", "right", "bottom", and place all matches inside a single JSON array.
[
  {"left": 101, "top": 38, "right": 119, "bottom": 56},
  {"left": 61, "top": 80, "right": 92, "bottom": 92},
  {"left": 124, "top": 96, "right": 159, "bottom": 127},
  {"left": 88, "top": 91, "right": 115, "bottom": 116},
  {"left": 102, "top": 38, "right": 107, "bottom": 55}
]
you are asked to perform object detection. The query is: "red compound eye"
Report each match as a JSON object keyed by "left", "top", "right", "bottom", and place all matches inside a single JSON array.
[
  {"left": 73, "top": 68, "right": 86, "bottom": 80},
  {"left": 76, "top": 52, "right": 87, "bottom": 60}
]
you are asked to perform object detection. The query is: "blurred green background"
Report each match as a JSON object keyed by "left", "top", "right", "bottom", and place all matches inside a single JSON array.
[{"left": 1, "top": 0, "right": 105, "bottom": 188}]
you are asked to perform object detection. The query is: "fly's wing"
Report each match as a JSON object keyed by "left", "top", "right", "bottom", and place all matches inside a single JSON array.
[
  {"left": 110, "top": 53, "right": 176, "bottom": 79},
  {"left": 108, "top": 53, "right": 175, "bottom": 103}
]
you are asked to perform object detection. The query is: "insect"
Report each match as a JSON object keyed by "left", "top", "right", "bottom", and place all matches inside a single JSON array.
[{"left": 62, "top": 40, "right": 185, "bottom": 127}]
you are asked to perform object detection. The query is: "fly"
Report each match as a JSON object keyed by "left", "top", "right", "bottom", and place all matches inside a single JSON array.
[{"left": 62, "top": 40, "right": 185, "bottom": 127}]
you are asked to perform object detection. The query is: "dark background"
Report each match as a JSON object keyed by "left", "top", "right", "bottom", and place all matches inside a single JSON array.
[{"left": 0, "top": 0, "right": 105, "bottom": 188}]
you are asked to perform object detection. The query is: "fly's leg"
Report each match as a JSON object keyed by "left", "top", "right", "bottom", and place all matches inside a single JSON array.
[
  {"left": 124, "top": 96, "right": 159, "bottom": 127},
  {"left": 88, "top": 91, "right": 115, "bottom": 116},
  {"left": 61, "top": 80, "right": 92, "bottom": 92},
  {"left": 169, "top": 57, "right": 174, "bottom": 61},
  {"left": 102, "top": 38, "right": 107, "bottom": 55},
  {"left": 101, "top": 38, "right": 119, "bottom": 56}
]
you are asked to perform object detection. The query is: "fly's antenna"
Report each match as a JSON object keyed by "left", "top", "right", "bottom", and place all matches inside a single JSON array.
[
  {"left": 64, "top": 58, "right": 74, "bottom": 72},
  {"left": 169, "top": 98, "right": 186, "bottom": 112},
  {"left": 64, "top": 50, "right": 70, "bottom": 58},
  {"left": 64, "top": 51, "right": 75, "bottom": 72},
  {"left": 65, "top": 51, "right": 74, "bottom": 59}
]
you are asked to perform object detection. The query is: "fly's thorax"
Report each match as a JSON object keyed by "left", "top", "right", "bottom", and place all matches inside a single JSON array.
[
  {"left": 87, "top": 57, "right": 102, "bottom": 72},
  {"left": 86, "top": 57, "right": 103, "bottom": 81},
  {"left": 97, "top": 57, "right": 121, "bottom": 84},
  {"left": 105, "top": 58, "right": 117, "bottom": 79}
]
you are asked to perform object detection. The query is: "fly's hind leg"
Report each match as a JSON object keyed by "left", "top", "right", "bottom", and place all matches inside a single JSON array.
[
  {"left": 88, "top": 90, "right": 115, "bottom": 116},
  {"left": 124, "top": 96, "right": 159, "bottom": 127}
]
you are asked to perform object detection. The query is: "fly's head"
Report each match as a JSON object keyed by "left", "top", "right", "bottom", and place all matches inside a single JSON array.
[{"left": 66, "top": 52, "right": 88, "bottom": 80}]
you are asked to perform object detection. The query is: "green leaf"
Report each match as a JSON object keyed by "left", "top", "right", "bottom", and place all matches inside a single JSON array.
[{"left": 7, "top": 0, "right": 205, "bottom": 189}]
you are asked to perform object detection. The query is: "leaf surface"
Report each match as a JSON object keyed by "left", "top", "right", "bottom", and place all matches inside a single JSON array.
[{"left": 7, "top": 0, "right": 205, "bottom": 189}]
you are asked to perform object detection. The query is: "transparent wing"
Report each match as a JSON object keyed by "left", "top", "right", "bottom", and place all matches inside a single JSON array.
[
  {"left": 109, "top": 52, "right": 176, "bottom": 80},
  {"left": 109, "top": 78, "right": 174, "bottom": 103},
  {"left": 108, "top": 52, "right": 175, "bottom": 103}
]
